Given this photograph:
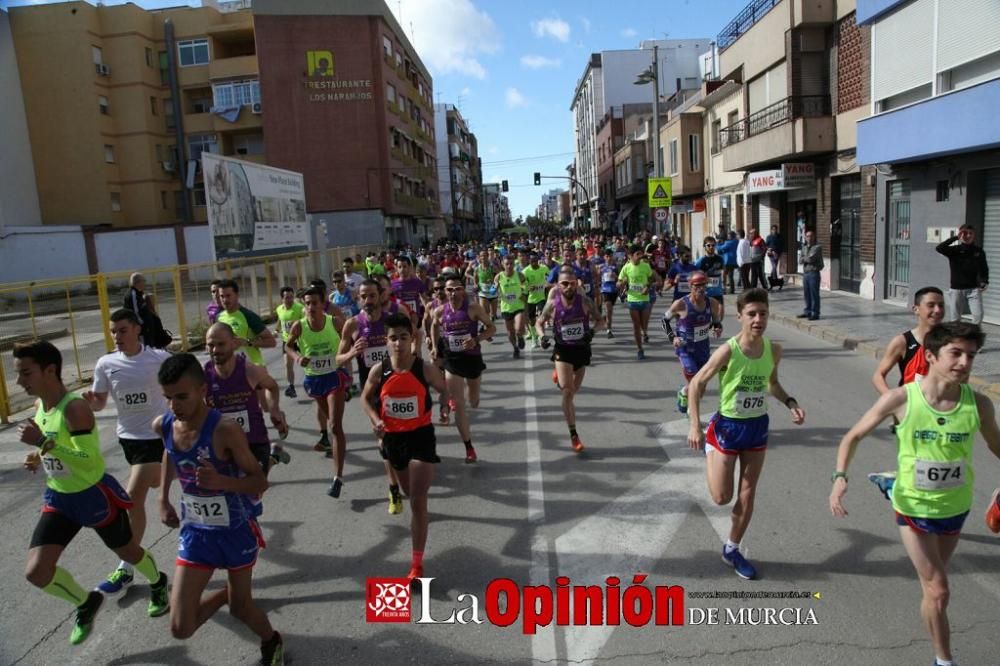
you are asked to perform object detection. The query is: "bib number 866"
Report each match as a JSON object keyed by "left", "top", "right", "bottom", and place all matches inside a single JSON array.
[{"left": 390, "top": 401, "right": 416, "bottom": 414}]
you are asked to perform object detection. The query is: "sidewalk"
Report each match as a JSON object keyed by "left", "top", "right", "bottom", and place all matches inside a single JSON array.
[{"left": 763, "top": 285, "right": 1000, "bottom": 400}]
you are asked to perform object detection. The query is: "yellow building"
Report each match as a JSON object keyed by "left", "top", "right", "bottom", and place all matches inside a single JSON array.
[{"left": 9, "top": 0, "right": 262, "bottom": 228}]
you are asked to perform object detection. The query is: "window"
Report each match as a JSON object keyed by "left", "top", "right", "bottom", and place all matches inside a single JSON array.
[
  {"left": 145, "top": 47, "right": 153, "bottom": 67},
  {"left": 688, "top": 134, "right": 700, "bottom": 172},
  {"left": 177, "top": 39, "right": 209, "bottom": 67},
  {"left": 625, "top": 157, "right": 632, "bottom": 184},
  {"left": 232, "top": 133, "right": 264, "bottom": 155},
  {"left": 161, "top": 191, "right": 168, "bottom": 209},
  {"left": 104, "top": 144, "right": 115, "bottom": 163},
  {"left": 395, "top": 50, "right": 402, "bottom": 67},
  {"left": 159, "top": 51, "right": 169, "bottom": 84},
  {"left": 720, "top": 195, "right": 731, "bottom": 229},
  {"left": 213, "top": 80, "right": 260, "bottom": 107},
  {"left": 383, "top": 36, "right": 392, "bottom": 58},
  {"left": 711, "top": 120, "right": 721, "bottom": 154},
  {"left": 727, "top": 110, "right": 738, "bottom": 127},
  {"left": 173, "top": 190, "right": 185, "bottom": 216},
  {"left": 164, "top": 98, "right": 176, "bottom": 129},
  {"left": 188, "top": 133, "right": 218, "bottom": 161},
  {"left": 110, "top": 192, "right": 122, "bottom": 212},
  {"left": 98, "top": 95, "right": 110, "bottom": 115},
  {"left": 191, "top": 94, "right": 212, "bottom": 114},
  {"left": 668, "top": 139, "right": 678, "bottom": 176},
  {"left": 386, "top": 83, "right": 396, "bottom": 104},
  {"left": 192, "top": 183, "right": 206, "bottom": 207},
  {"left": 936, "top": 180, "right": 950, "bottom": 202},
  {"left": 92, "top": 46, "right": 103, "bottom": 64},
  {"left": 399, "top": 95, "right": 406, "bottom": 113},
  {"left": 150, "top": 96, "right": 158, "bottom": 115}
]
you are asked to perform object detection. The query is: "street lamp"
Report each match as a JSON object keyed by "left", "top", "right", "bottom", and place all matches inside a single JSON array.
[{"left": 634, "top": 44, "right": 661, "bottom": 233}]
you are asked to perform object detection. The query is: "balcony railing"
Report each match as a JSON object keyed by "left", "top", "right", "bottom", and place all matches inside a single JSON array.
[
  {"left": 717, "top": 0, "right": 782, "bottom": 51},
  {"left": 720, "top": 95, "right": 831, "bottom": 148}
]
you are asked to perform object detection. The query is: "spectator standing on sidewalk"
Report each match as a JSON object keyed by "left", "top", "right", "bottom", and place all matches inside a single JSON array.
[
  {"left": 798, "top": 230, "right": 823, "bottom": 321},
  {"left": 748, "top": 228, "right": 768, "bottom": 290},
  {"left": 718, "top": 230, "right": 739, "bottom": 294},
  {"left": 123, "top": 273, "right": 171, "bottom": 349},
  {"left": 765, "top": 225, "right": 784, "bottom": 289},
  {"left": 936, "top": 224, "right": 989, "bottom": 324},
  {"left": 736, "top": 229, "right": 752, "bottom": 291}
]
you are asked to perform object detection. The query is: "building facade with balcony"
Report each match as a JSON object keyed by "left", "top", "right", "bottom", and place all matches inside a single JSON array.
[
  {"left": 595, "top": 108, "right": 624, "bottom": 232},
  {"left": 715, "top": 0, "right": 876, "bottom": 295},
  {"left": 856, "top": 0, "right": 1000, "bottom": 319},
  {"left": 702, "top": 80, "right": 747, "bottom": 244},
  {"left": 434, "top": 103, "right": 481, "bottom": 241},
  {"left": 570, "top": 39, "right": 709, "bottom": 229},
  {"left": 660, "top": 89, "right": 707, "bottom": 248}
]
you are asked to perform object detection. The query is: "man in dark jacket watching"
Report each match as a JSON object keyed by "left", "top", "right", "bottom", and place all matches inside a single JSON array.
[{"left": 936, "top": 224, "right": 988, "bottom": 324}]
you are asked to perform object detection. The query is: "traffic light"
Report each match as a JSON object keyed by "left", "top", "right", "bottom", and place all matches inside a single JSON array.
[
  {"left": 533, "top": 172, "right": 541, "bottom": 186},
  {"left": 502, "top": 180, "right": 509, "bottom": 192}
]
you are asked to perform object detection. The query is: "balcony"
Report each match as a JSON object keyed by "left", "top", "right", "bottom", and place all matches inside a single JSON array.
[
  {"left": 393, "top": 191, "right": 434, "bottom": 216},
  {"left": 209, "top": 55, "right": 258, "bottom": 81},
  {"left": 616, "top": 179, "right": 648, "bottom": 199},
  {"left": 721, "top": 95, "right": 834, "bottom": 170},
  {"left": 717, "top": 0, "right": 781, "bottom": 51},
  {"left": 212, "top": 106, "right": 263, "bottom": 132}
]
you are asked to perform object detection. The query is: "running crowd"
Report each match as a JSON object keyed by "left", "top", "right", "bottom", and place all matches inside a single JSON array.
[{"left": 9, "top": 230, "right": 1000, "bottom": 666}]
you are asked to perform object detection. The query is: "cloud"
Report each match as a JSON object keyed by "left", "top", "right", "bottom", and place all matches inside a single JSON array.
[
  {"left": 505, "top": 87, "right": 528, "bottom": 109},
  {"left": 460, "top": 86, "right": 472, "bottom": 97},
  {"left": 390, "top": 0, "right": 501, "bottom": 80},
  {"left": 620, "top": 27, "right": 638, "bottom": 38},
  {"left": 531, "top": 17, "right": 570, "bottom": 43},
  {"left": 520, "top": 55, "right": 561, "bottom": 69},
  {"left": 579, "top": 17, "right": 592, "bottom": 34}
]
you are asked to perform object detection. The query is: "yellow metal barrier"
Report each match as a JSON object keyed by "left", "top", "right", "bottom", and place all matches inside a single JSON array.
[{"left": 0, "top": 245, "right": 380, "bottom": 422}]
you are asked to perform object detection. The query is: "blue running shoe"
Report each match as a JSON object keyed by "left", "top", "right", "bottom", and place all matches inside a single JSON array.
[
  {"left": 327, "top": 477, "right": 344, "bottom": 498},
  {"left": 722, "top": 547, "right": 757, "bottom": 580},
  {"left": 96, "top": 566, "right": 133, "bottom": 598},
  {"left": 637, "top": 349, "right": 645, "bottom": 360},
  {"left": 867, "top": 471, "right": 896, "bottom": 501}
]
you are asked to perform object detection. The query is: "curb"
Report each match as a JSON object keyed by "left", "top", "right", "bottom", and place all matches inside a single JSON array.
[{"left": 770, "top": 311, "right": 1000, "bottom": 402}]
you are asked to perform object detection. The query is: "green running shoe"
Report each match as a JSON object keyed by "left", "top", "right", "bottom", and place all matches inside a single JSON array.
[
  {"left": 70, "top": 591, "right": 103, "bottom": 645},
  {"left": 147, "top": 572, "right": 170, "bottom": 618}
]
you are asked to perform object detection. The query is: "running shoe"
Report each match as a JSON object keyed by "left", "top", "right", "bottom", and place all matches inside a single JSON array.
[
  {"left": 327, "top": 477, "right": 344, "bottom": 498},
  {"left": 349, "top": 384, "right": 361, "bottom": 399},
  {"left": 722, "top": 547, "right": 757, "bottom": 580},
  {"left": 866, "top": 471, "right": 896, "bottom": 501},
  {"left": 270, "top": 444, "right": 291, "bottom": 465},
  {"left": 449, "top": 398, "right": 457, "bottom": 412},
  {"left": 676, "top": 388, "right": 688, "bottom": 414},
  {"left": 147, "top": 572, "right": 169, "bottom": 617},
  {"left": 313, "top": 434, "right": 331, "bottom": 453},
  {"left": 406, "top": 565, "right": 424, "bottom": 586},
  {"left": 607, "top": 329, "right": 615, "bottom": 339},
  {"left": 438, "top": 406, "right": 450, "bottom": 425},
  {"left": 986, "top": 488, "right": 1000, "bottom": 534},
  {"left": 517, "top": 335, "right": 525, "bottom": 350},
  {"left": 96, "top": 566, "right": 133, "bottom": 598},
  {"left": 637, "top": 349, "right": 645, "bottom": 360},
  {"left": 532, "top": 340, "right": 541, "bottom": 350},
  {"left": 552, "top": 369, "right": 559, "bottom": 386},
  {"left": 261, "top": 631, "right": 284, "bottom": 666},
  {"left": 643, "top": 333, "right": 650, "bottom": 344},
  {"left": 388, "top": 487, "right": 404, "bottom": 515},
  {"left": 571, "top": 435, "right": 585, "bottom": 453},
  {"left": 70, "top": 591, "right": 103, "bottom": 645},
  {"left": 283, "top": 385, "right": 296, "bottom": 398},
  {"left": 465, "top": 446, "right": 478, "bottom": 464},
  {"left": 513, "top": 347, "right": 521, "bottom": 359}
]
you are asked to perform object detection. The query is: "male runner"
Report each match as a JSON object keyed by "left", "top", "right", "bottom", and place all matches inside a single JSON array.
[
  {"left": 494, "top": 254, "right": 527, "bottom": 358},
  {"left": 536, "top": 266, "right": 604, "bottom": 452},
  {"left": 696, "top": 236, "right": 727, "bottom": 318},
  {"left": 666, "top": 246, "right": 698, "bottom": 302},
  {"left": 522, "top": 253, "right": 550, "bottom": 348},
  {"left": 204, "top": 322, "right": 290, "bottom": 477},
  {"left": 362, "top": 313, "right": 448, "bottom": 584},
  {"left": 662, "top": 272, "right": 723, "bottom": 414},
  {"left": 216, "top": 279, "right": 276, "bottom": 366},
  {"left": 868, "top": 287, "right": 946, "bottom": 498},
  {"left": 156, "top": 354, "right": 283, "bottom": 664},
  {"left": 686, "top": 289, "right": 806, "bottom": 579},
  {"left": 598, "top": 248, "right": 620, "bottom": 338},
  {"left": 287, "top": 287, "right": 352, "bottom": 498},
  {"left": 830, "top": 322, "right": 1000, "bottom": 666},
  {"left": 430, "top": 276, "right": 496, "bottom": 463},
  {"left": 617, "top": 245, "right": 661, "bottom": 360},
  {"left": 14, "top": 341, "right": 168, "bottom": 645},
  {"left": 474, "top": 250, "right": 499, "bottom": 321},
  {"left": 574, "top": 247, "right": 599, "bottom": 301},
  {"left": 330, "top": 271, "right": 360, "bottom": 317},
  {"left": 85, "top": 309, "right": 171, "bottom": 596},
  {"left": 392, "top": 256, "right": 428, "bottom": 356},
  {"left": 342, "top": 257, "right": 365, "bottom": 293},
  {"left": 337, "top": 279, "right": 405, "bottom": 515},
  {"left": 274, "top": 286, "right": 303, "bottom": 398}
]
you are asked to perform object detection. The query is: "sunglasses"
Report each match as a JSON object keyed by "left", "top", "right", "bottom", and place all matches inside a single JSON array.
[
  {"left": 704, "top": 244, "right": 716, "bottom": 248},
  {"left": 558, "top": 281, "right": 575, "bottom": 286},
  {"left": 445, "top": 287, "right": 464, "bottom": 292}
]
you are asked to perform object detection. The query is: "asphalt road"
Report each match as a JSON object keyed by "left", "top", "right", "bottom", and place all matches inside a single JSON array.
[{"left": 2, "top": 310, "right": 1000, "bottom": 666}]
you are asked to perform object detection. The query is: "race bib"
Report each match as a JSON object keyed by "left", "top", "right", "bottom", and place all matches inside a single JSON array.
[
  {"left": 560, "top": 322, "right": 585, "bottom": 342},
  {"left": 117, "top": 391, "right": 149, "bottom": 412},
  {"left": 656, "top": 257, "right": 666, "bottom": 269},
  {"left": 707, "top": 276, "right": 722, "bottom": 288},
  {"left": 601, "top": 270, "right": 616, "bottom": 283},
  {"left": 448, "top": 334, "right": 472, "bottom": 352},
  {"left": 42, "top": 455, "right": 70, "bottom": 478},
  {"left": 676, "top": 277, "right": 690, "bottom": 293},
  {"left": 583, "top": 283, "right": 592, "bottom": 294},
  {"left": 227, "top": 409, "right": 250, "bottom": 433},
  {"left": 692, "top": 324, "right": 711, "bottom": 342},
  {"left": 503, "top": 292, "right": 519, "bottom": 302},
  {"left": 404, "top": 299, "right": 419, "bottom": 312},
  {"left": 384, "top": 396, "right": 419, "bottom": 419},
  {"left": 629, "top": 283, "right": 645, "bottom": 294},
  {"left": 914, "top": 459, "right": 965, "bottom": 490},
  {"left": 310, "top": 355, "right": 335, "bottom": 375},
  {"left": 282, "top": 320, "right": 295, "bottom": 334},
  {"left": 181, "top": 493, "right": 230, "bottom": 527},
  {"left": 479, "top": 282, "right": 495, "bottom": 294},
  {"left": 530, "top": 284, "right": 545, "bottom": 294},
  {"left": 733, "top": 391, "right": 767, "bottom": 417},
  {"left": 364, "top": 346, "right": 389, "bottom": 367}
]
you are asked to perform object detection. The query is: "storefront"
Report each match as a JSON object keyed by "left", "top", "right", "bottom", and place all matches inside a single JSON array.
[{"left": 746, "top": 163, "right": 816, "bottom": 275}]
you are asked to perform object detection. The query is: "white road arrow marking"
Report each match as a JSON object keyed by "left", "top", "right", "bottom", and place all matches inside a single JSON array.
[{"left": 551, "top": 418, "right": 731, "bottom": 664}]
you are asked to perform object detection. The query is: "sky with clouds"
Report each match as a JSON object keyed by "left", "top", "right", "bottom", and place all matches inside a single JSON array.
[{"left": 2, "top": 0, "right": 751, "bottom": 218}]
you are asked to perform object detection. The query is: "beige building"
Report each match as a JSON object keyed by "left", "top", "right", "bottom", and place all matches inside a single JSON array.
[
  {"left": 659, "top": 88, "right": 706, "bottom": 248},
  {"left": 702, "top": 80, "right": 746, "bottom": 240}
]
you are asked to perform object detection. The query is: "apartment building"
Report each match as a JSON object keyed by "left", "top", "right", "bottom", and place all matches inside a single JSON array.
[
  {"left": 713, "top": 0, "right": 875, "bottom": 294},
  {"left": 856, "top": 0, "right": 1000, "bottom": 319},
  {"left": 435, "top": 103, "right": 481, "bottom": 241},
  {"left": 659, "top": 88, "right": 707, "bottom": 248},
  {"left": 0, "top": 10, "right": 41, "bottom": 229}
]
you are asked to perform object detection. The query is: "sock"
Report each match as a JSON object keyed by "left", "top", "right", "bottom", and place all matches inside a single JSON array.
[
  {"left": 724, "top": 540, "right": 739, "bottom": 555},
  {"left": 118, "top": 560, "right": 134, "bottom": 574},
  {"left": 389, "top": 483, "right": 399, "bottom": 497},
  {"left": 319, "top": 429, "right": 329, "bottom": 439},
  {"left": 42, "top": 566, "right": 88, "bottom": 607},
  {"left": 463, "top": 439, "right": 473, "bottom": 451},
  {"left": 569, "top": 426, "right": 578, "bottom": 439},
  {"left": 935, "top": 660, "right": 954, "bottom": 666},
  {"left": 132, "top": 549, "right": 160, "bottom": 583},
  {"left": 412, "top": 550, "right": 424, "bottom": 568}
]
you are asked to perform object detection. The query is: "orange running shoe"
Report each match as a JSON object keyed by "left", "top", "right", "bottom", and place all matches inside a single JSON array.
[
  {"left": 986, "top": 488, "right": 1000, "bottom": 534},
  {"left": 571, "top": 435, "right": 584, "bottom": 453}
]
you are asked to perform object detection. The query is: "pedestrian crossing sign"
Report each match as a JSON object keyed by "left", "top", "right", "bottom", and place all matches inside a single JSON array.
[{"left": 648, "top": 178, "right": 672, "bottom": 207}]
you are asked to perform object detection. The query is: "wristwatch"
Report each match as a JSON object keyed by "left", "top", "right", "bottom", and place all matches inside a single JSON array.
[{"left": 831, "top": 471, "right": 848, "bottom": 482}]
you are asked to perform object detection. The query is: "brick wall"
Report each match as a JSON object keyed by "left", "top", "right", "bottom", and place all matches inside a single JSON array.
[{"left": 836, "top": 13, "right": 869, "bottom": 113}]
